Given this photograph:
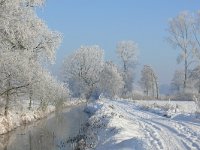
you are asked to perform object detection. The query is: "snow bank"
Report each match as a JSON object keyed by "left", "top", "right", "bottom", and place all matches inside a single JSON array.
[
  {"left": 82, "top": 99, "right": 145, "bottom": 149},
  {"left": 0, "top": 105, "right": 56, "bottom": 135},
  {"left": 0, "top": 99, "right": 86, "bottom": 135}
]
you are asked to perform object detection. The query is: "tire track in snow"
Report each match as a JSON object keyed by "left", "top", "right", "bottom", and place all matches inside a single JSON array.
[
  {"left": 131, "top": 109, "right": 200, "bottom": 150},
  {"left": 135, "top": 113, "right": 185, "bottom": 150},
  {"left": 139, "top": 121, "right": 164, "bottom": 149},
  {"left": 110, "top": 100, "right": 200, "bottom": 150},
  {"left": 134, "top": 109, "right": 200, "bottom": 150},
  {"left": 149, "top": 119, "right": 199, "bottom": 150},
  {"left": 150, "top": 120, "right": 200, "bottom": 150},
  {"left": 110, "top": 101, "right": 165, "bottom": 149}
]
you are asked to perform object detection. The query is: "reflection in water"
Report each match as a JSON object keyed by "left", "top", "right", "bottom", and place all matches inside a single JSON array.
[{"left": 0, "top": 105, "right": 88, "bottom": 150}]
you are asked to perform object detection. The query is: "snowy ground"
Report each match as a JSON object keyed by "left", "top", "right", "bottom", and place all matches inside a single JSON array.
[
  {"left": 85, "top": 99, "right": 200, "bottom": 150},
  {"left": 135, "top": 100, "right": 198, "bottom": 113}
]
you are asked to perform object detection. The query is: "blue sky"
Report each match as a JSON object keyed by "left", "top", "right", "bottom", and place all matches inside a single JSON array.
[{"left": 37, "top": 0, "right": 200, "bottom": 85}]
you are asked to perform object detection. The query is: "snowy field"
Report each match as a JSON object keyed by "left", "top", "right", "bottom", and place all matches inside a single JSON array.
[
  {"left": 84, "top": 99, "right": 200, "bottom": 150},
  {"left": 135, "top": 100, "right": 197, "bottom": 113}
]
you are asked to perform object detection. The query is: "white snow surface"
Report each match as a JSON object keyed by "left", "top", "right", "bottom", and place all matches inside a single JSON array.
[{"left": 85, "top": 99, "right": 200, "bottom": 150}]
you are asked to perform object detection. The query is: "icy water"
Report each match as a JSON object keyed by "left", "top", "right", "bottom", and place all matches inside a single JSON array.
[{"left": 0, "top": 104, "right": 88, "bottom": 150}]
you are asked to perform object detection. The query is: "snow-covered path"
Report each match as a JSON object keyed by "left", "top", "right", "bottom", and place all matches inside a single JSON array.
[{"left": 88, "top": 99, "right": 200, "bottom": 150}]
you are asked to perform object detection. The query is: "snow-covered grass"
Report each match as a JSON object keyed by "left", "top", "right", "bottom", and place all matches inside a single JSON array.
[
  {"left": 135, "top": 100, "right": 197, "bottom": 113},
  {"left": 0, "top": 105, "right": 55, "bottom": 134},
  {"left": 0, "top": 99, "right": 86, "bottom": 135},
  {"left": 83, "top": 98, "right": 200, "bottom": 150},
  {"left": 135, "top": 100, "right": 200, "bottom": 120}
]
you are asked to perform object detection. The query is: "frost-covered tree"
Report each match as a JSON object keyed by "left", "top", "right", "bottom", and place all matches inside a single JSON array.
[
  {"left": 171, "top": 70, "right": 185, "bottom": 93},
  {"left": 23, "top": 65, "right": 69, "bottom": 111},
  {"left": 139, "top": 65, "right": 159, "bottom": 99},
  {"left": 167, "top": 11, "right": 196, "bottom": 90},
  {"left": 0, "top": 52, "right": 32, "bottom": 115},
  {"left": 0, "top": 0, "right": 66, "bottom": 115},
  {"left": 31, "top": 69, "right": 70, "bottom": 111},
  {"left": 116, "top": 40, "right": 138, "bottom": 97},
  {"left": 140, "top": 66, "right": 151, "bottom": 97},
  {"left": 191, "top": 11, "right": 200, "bottom": 60},
  {"left": 62, "top": 45, "right": 104, "bottom": 100},
  {"left": 98, "top": 61, "right": 124, "bottom": 98}
]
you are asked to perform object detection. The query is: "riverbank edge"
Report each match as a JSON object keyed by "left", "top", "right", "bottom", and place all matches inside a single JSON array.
[{"left": 0, "top": 99, "right": 86, "bottom": 135}]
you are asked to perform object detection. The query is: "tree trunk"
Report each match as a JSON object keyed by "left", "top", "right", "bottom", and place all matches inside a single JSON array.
[
  {"left": 153, "top": 75, "right": 159, "bottom": 100},
  {"left": 155, "top": 81, "right": 159, "bottom": 99},
  {"left": 28, "top": 96, "right": 32, "bottom": 110},
  {"left": 152, "top": 82, "right": 155, "bottom": 98},
  {"left": 146, "top": 88, "right": 149, "bottom": 96},
  {"left": 4, "top": 78, "right": 11, "bottom": 116},
  {"left": 184, "top": 51, "right": 187, "bottom": 89},
  {"left": 4, "top": 91, "right": 9, "bottom": 116},
  {"left": 122, "top": 61, "right": 129, "bottom": 98},
  {"left": 28, "top": 89, "right": 33, "bottom": 110}
]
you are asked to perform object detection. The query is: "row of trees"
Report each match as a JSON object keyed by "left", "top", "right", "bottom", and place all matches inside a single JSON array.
[
  {"left": 0, "top": 0, "right": 160, "bottom": 118},
  {"left": 0, "top": 0, "right": 69, "bottom": 116},
  {"left": 5, "top": 1, "right": 199, "bottom": 117},
  {"left": 62, "top": 41, "right": 138, "bottom": 100}
]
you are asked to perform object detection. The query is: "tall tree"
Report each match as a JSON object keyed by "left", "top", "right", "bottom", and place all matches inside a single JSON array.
[
  {"left": 167, "top": 11, "right": 196, "bottom": 90},
  {"left": 191, "top": 11, "right": 200, "bottom": 59},
  {"left": 116, "top": 40, "right": 138, "bottom": 97},
  {"left": 0, "top": 0, "right": 65, "bottom": 115}
]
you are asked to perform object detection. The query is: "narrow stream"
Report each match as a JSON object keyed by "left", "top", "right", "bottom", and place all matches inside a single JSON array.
[{"left": 0, "top": 104, "right": 88, "bottom": 150}]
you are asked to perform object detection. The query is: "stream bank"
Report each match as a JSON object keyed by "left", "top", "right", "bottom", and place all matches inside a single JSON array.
[{"left": 0, "top": 101, "right": 88, "bottom": 150}]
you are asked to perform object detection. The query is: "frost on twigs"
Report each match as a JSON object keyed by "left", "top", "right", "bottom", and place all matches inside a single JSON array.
[
  {"left": 116, "top": 40, "right": 138, "bottom": 98},
  {"left": 0, "top": 0, "right": 69, "bottom": 135},
  {"left": 62, "top": 45, "right": 104, "bottom": 100}
]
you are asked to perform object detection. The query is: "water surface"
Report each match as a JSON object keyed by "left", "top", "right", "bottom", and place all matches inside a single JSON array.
[{"left": 0, "top": 104, "right": 88, "bottom": 150}]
